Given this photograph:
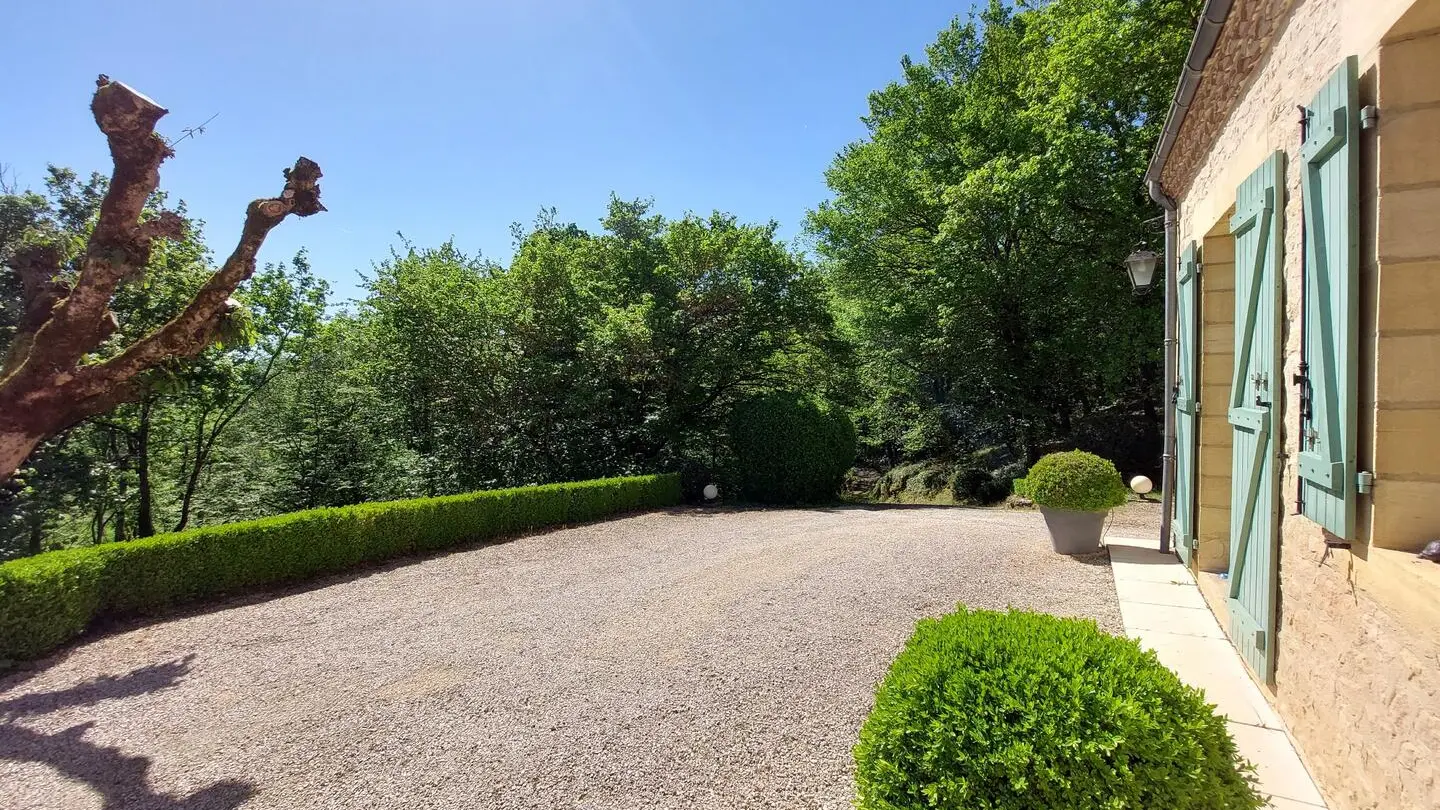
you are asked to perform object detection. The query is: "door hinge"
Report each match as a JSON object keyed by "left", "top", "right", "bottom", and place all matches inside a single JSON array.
[{"left": 1357, "top": 470, "right": 1374, "bottom": 495}]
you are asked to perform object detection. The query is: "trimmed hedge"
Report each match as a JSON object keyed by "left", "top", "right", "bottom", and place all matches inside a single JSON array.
[
  {"left": 0, "top": 474, "right": 680, "bottom": 663},
  {"left": 729, "top": 391, "right": 857, "bottom": 504},
  {"left": 1014, "top": 450, "right": 1129, "bottom": 512},
  {"left": 855, "top": 608, "right": 1263, "bottom": 810}
]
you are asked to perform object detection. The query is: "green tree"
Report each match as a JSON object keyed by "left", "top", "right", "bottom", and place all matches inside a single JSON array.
[
  {"left": 356, "top": 199, "right": 844, "bottom": 495},
  {"left": 809, "top": 0, "right": 1197, "bottom": 470},
  {"left": 499, "top": 199, "right": 844, "bottom": 490},
  {"left": 360, "top": 239, "right": 505, "bottom": 494},
  {"left": 1, "top": 167, "right": 214, "bottom": 549},
  {"left": 223, "top": 314, "right": 419, "bottom": 515},
  {"left": 165, "top": 253, "right": 328, "bottom": 532}
]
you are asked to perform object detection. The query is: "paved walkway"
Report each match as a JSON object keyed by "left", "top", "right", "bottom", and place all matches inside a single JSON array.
[{"left": 1106, "top": 536, "right": 1328, "bottom": 809}]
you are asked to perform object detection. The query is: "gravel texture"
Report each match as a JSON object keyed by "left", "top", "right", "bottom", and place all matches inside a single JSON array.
[
  {"left": 1, "top": 505, "right": 1131, "bottom": 810},
  {"left": 1104, "top": 498, "right": 1164, "bottom": 538}
]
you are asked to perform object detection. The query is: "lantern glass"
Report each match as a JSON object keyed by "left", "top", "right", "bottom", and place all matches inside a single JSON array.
[{"left": 1124, "top": 248, "right": 1159, "bottom": 293}]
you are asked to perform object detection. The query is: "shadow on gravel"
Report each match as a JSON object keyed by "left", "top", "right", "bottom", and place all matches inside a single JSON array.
[
  {"left": 0, "top": 654, "right": 196, "bottom": 719},
  {"left": 1064, "top": 551, "right": 1113, "bottom": 569},
  {"left": 0, "top": 654, "right": 256, "bottom": 809}
]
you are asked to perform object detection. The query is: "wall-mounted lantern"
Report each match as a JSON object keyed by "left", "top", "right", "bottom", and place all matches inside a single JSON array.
[{"left": 1124, "top": 244, "right": 1160, "bottom": 295}]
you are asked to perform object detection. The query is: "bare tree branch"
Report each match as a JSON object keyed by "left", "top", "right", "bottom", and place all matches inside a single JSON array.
[
  {"left": 0, "top": 76, "right": 323, "bottom": 482},
  {"left": 88, "top": 157, "right": 324, "bottom": 383},
  {"left": 11, "top": 78, "right": 175, "bottom": 378}
]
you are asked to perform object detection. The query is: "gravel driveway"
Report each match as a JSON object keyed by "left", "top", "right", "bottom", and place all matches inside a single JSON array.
[{"left": 1, "top": 505, "right": 1136, "bottom": 810}]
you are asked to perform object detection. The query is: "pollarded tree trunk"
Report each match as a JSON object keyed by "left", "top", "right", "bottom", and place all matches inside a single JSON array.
[{"left": 0, "top": 76, "right": 324, "bottom": 483}]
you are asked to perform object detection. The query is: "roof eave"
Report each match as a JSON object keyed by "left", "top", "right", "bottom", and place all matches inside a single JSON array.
[{"left": 1143, "top": 0, "right": 1236, "bottom": 192}]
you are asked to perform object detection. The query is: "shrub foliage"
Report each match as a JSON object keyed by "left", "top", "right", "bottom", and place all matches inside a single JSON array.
[
  {"left": 1014, "top": 450, "right": 1128, "bottom": 512},
  {"left": 0, "top": 474, "right": 680, "bottom": 663},
  {"left": 856, "top": 608, "right": 1264, "bottom": 810},
  {"left": 729, "top": 392, "right": 856, "bottom": 504}
]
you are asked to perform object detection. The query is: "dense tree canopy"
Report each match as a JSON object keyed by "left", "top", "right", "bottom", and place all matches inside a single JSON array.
[
  {"left": 356, "top": 199, "right": 843, "bottom": 495},
  {"left": 1, "top": 194, "right": 843, "bottom": 556},
  {"left": 809, "top": 0, "right": 1198, "bottom": 470},
  {"left": 2, "top": 1, "right": 1199, "bottom": 555}
]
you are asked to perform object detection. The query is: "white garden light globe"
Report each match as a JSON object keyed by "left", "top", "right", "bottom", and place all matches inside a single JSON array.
[
  {"left": 1130, "top": 475, "right": 1153, "bottom": 495},
  {"left": 702, "top": 483, "right": 719, "bottom": 501}
]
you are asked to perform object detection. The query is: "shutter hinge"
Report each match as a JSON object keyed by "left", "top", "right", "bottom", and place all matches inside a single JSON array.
[
  {"left": 1361, "top": 105, "right": 1380, "bottom": 130},
  {"left": 1196, "top": 261, "right": 1203, "bottom": 277},
  {"left": 1357, "top": 470, "right": 1374, "bottom": 495},
  {"left": 1292, "top": 365, "right": 1313, "bottom": 421}
]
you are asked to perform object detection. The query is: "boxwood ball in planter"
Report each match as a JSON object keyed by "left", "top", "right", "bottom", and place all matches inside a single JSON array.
[{"left": 1014, "top": 450, "right": 1128, "bottom": 554}]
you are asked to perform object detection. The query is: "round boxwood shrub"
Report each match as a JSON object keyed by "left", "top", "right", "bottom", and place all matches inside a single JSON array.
[
  {"left": 729, "top": 391, "right": 856, "bottom": 504},
  {"left": 856, "top": 609, "right": 1263, "bottom": 810},
  {"left": 1013, "top": 450, "right": 1128, "bottom": 512}
]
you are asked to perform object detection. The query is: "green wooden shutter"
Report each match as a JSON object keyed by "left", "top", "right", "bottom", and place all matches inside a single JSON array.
[
  {"left": 1228, "top": 152, "right": 1284, "bottom": 684},
  {"left": 1175, "top": 242, "right": 1200, "bottom": 565},
  {"left": 1297, "top": 56, "right": 1361, "bottom": 539}
]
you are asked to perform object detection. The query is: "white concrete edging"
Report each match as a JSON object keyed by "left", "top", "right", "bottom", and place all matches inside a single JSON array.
[{"left": 1106, "top": 535, "right": 1328, "bottom": 809}]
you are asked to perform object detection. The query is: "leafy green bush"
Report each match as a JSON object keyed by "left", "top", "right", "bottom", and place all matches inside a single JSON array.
[
  {"left": 1013, "top": 450, "right": 1128, "bottom": 512},
  {"left": 947, "top": 466, "right": 992, "bottom": 504},
  {"left": 872, "top": 462, "right": 928, "bottom": 500},
  {"left": 983, "top": 460, "right": 1029, "bottom": 504},
  {"left": 729, "top": 391, "right": 856, "bottom": 504},
  {"left": 872, "top": 451, "right": 1020, "bottom": 507},
  {"left": 0, "top": 474, "right": 680, "bottom": 663},
  {"left": 856, "top": 609, "right": 1263, "bottom": 810}
]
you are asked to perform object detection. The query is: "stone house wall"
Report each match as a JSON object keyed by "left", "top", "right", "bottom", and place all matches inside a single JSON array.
[{"left": 1166, "top": 0, "right": 1440, "bottom": 807}]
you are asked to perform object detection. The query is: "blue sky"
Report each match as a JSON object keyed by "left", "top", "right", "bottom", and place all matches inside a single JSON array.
[{"left": 5, "top": 0, "right": 971, "bottom": 304}]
